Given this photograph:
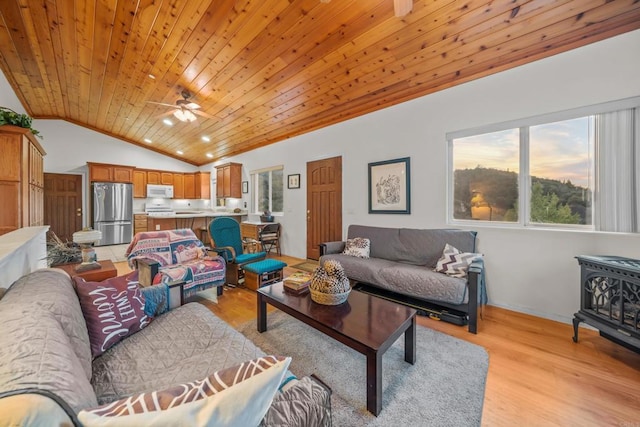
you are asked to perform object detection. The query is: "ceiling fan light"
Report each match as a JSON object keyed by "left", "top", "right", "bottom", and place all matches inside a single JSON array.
[
  {"left": 173, "top": 109, "right": 197, "bottom": 122},
  {"left": 394, "top": 0, "right": 412, "bottom": 17}
]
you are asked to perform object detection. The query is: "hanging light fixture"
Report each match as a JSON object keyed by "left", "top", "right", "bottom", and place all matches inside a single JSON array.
[{"left": 173, "top": 109, "right": 197, "bottom": 122}]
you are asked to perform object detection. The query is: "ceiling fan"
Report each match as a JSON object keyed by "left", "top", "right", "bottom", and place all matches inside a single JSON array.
[
  {"left": 147, "top": 90, "right": 216, "bottom": 122},
  {"left": 320, "top": 0, "right": 412, "bottom": 17}
]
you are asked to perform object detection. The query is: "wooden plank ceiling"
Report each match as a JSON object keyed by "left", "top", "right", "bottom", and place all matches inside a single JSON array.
[{"left": 1, "top": 0, "right": 639, "bottom": 166}]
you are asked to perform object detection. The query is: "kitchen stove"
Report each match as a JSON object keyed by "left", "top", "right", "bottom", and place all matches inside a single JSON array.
[{"left": 145, "top": 203, "right": 174, "bottom": 216}]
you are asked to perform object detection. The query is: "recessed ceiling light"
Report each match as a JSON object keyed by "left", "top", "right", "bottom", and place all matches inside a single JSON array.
[
  {"left": 163, "top": 118, "right": 173, "bottom": 126},
  {"left": 176, "top": 150, "right": 184, "bottom": 155},
  {"left": 143, "top": 138, "right": 152, "bottom": 143},
  {"left": 148, "top": 74, "right": 155, "bottom": 79},
  {"left": 206, "top": 153, "right": 213, "bottom": 158},
  {"left": 201, "top": 136, "right": 211, "bottom": 142}
]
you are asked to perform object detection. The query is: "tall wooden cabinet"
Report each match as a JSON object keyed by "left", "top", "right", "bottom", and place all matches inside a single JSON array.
[
  {"left": 0, "top": 126, "right": 46, "bottom": 236},
  {"left": 216, "top": 163, "right": 241, "bottom": 198}
]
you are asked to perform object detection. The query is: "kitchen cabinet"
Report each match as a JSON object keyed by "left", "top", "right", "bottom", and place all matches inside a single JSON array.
[
  {"left": 133, "top": 170, "right": 147, "bottom": 198},
  {"left": 172, "top": 173, "right": 184, "bottom": 199},
  {"left": 0, "top": 126, "right": 46, "bottom": 235},
  {"left": 215, "top": 163, "right": 241, "bottom": 198},
  {"left": 146, "top": 170, "right": 160, "bottom": 185},
  {"left": 160, "top": 172, "right": 173, "bottom": 185},
  {"left": 134, "top": 214, "right": 148, "bottom": 235},
  {"left": 183, "top": 173, "right": 196, "bottom": 199},
  {"left": 195, "top": 171, "right": 211, "bottom": 199},
  {"left": 88, "top": 162, "right": 134, "bottom": 183}
]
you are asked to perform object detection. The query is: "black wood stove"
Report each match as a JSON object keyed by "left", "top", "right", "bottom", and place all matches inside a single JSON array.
[{"left": 573, "top": 255, "right": 640, "bottom": 353}]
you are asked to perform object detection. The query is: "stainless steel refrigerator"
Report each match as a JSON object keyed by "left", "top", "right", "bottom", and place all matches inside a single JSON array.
[{"left": 92, "top": 182, "right": 133, "bottom": 246}]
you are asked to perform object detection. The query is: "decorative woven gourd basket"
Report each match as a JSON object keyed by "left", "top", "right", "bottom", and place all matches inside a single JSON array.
[{"left": 310, "top": 288, "right": 350, "bottom": 305}]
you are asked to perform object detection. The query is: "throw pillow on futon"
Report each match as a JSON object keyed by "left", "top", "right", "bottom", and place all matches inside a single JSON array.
[
  {"left": 342, "top": 237, "right": 370, "bottom": 258},
  {"left": 74, "top": 275, "right": 150, "bottom": 358},
  {"left": 78, "top": 355, "right": 291, "bottom": 427},
  {"left": 435, "top": 243, "right": 483, "bottom": 278}
]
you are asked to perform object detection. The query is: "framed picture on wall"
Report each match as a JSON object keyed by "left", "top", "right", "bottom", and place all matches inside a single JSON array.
[
  {"left": 288, "top": 174, "right": 301, "bottom": 189},
  {"left": 368, "top": 157, "right": 410, "bottom": 214},
  {"left": 242, "top": 181, "right": 248, "bottom": 193}
]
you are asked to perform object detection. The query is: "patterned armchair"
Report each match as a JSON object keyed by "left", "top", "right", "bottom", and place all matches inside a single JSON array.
[{"left": 125, "top": 229, "right": 226, "bottom": 301}]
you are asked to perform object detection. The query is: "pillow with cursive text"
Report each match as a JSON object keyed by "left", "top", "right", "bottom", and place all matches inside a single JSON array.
[{"left": 74, "top": 275, "right": 149, "bottom": 358}]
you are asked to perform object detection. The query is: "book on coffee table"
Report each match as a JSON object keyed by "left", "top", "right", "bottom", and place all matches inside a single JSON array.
[{"left": 284, "top": 271, "right": 312, "bottom": 290}]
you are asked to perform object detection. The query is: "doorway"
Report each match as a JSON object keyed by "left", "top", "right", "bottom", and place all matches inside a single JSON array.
[
  {"left": 306, "top": 156, "right": 342, "bottom": 260},
  {"left": 44, "top": 173, "right": 83, "bottom": 242}
]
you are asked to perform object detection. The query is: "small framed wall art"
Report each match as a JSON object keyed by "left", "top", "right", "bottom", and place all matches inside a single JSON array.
[
  {"left": 242, "top": 181, "right": 249, "bottom": 193},
  {"left": 368, "top": 157, "right": 411, "bottom": 214},
  {"left": 288, "top": 174, "right": 301, "bottom": 189}
]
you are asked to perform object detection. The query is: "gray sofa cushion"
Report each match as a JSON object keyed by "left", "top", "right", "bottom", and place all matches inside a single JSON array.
[
  {"left": 1, "top": 269, "right": 94, "bottom": 382},
  {"left": 0, "top": 306, "right": 98, "bottom": 413},
  {"left": 91, "top": 302, "right": 265, "bottom": 404},
  {"left": 347, "top": 225, "right": 476, "bottom": 267},
  {"left": 322, "top": 254, "right": 468, "bottom": 305}
]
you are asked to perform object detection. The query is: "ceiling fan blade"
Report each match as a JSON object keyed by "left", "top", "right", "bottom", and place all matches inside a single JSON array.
[
  {"left": 192, "top": 109, "right": 219, "bottom": 120},
  {"left": 147, "top": 101, "right": 178, "bottom": 108},
  {"left": 394, "top": 0, "right": 412, "bottom": 17},
  {"left": 154, "top": 110, "right": 177, "bottom": 119}
]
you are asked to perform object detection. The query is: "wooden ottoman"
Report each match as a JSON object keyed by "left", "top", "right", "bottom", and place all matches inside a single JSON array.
[{"left": 243, "top": 259, "right": 287, "bottom": 291}]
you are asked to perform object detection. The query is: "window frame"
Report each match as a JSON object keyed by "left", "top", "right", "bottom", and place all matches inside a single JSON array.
[
  {"left": 250, "top": 165, "right": 284, "bottom": 215},
  {"left": 447, "top": 97, "right": 640, "bottom": 230}
]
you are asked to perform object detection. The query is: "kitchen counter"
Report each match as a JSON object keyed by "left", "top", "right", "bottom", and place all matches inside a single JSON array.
[{"left": 135, "top": 211, "right": 248, "bottom": 219}]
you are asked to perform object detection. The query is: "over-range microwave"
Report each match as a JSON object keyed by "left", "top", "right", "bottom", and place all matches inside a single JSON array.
[{"left": 147, "top": 184, "right": 174, "bottom": 198}]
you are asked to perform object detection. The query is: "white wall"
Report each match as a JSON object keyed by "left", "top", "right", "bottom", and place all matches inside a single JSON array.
[{"left": 204, "top": 30, "right": 640, "bottom": 323}]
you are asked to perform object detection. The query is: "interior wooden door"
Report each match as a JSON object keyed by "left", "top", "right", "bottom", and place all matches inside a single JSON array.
[
  {"left": 44, "top": 173, "right": 83, "bottom": 242},
  {"left": 306, "top": 156, "right": 342, "bottom": 260}
]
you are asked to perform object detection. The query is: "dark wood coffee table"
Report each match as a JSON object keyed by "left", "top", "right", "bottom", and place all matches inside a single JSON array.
[{"left": 257, "top": 282, "right": 416, "bottom": 416}]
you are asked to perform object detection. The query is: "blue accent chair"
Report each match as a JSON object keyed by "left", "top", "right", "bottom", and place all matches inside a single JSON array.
[{"left": 208, "top": 217, "right": 266, "bottom": 286}]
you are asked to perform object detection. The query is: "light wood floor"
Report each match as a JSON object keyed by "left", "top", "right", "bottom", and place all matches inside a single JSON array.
[{"left": 115, "top": 255, "right": 640, "bottom": 426}]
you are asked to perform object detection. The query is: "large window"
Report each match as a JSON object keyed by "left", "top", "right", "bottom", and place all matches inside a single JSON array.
[
  {"left": 449, "top": 98, "right": 640, "bottom": 231},
  {"left": 252, "top": 166, "right": 283, "bottom": 214}
]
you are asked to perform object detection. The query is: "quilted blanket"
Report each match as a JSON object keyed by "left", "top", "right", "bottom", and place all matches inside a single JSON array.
[{"left": 126, "top": 229, "right": 226, "bottom": 296}]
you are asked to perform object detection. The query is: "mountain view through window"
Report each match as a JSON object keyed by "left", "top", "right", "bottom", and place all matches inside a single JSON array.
[{"left": 452, "top": 117, "right": 593, "bottom": 225}]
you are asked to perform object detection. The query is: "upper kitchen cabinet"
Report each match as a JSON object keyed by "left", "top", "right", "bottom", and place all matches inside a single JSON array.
[
  {"left": 146, "top": 170, "right": 161, "bottom": 185},
  {"left": 0, "top": 126, "right": 46, "bottom": 235},
  {"left": 183, "top": 173, "right": 196, "bottom": 199},
  {"left": 132, "top": 170, "right": 147, "bottom": 198},
  {"left": 215, "top": 163, "right": 241, "bottom": 198},
  {"left": 173, "top": 173, "right": 184, "bottom": 199},
  {"left": 160, "top": 172, "right": 173, "bottom": 185},
  {"left": 195, "top": 172, "right": 211, "bottom": 199},
  {"left": 88, "top": 162, "right": 134, "bottom": 183}
]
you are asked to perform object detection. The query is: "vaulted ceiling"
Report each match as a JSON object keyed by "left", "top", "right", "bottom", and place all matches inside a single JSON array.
[{"left": 1, "top": 0, "right": 639, "bottom": 166}]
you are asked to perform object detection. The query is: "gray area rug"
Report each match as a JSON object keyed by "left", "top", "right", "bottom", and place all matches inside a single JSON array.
[{"left": 238, "top": 311, "right": 488, "bottom": 426}]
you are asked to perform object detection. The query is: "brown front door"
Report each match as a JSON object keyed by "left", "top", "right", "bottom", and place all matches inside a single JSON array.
[
  {"left": 44, "top": 173, "right": 83, "bottom": 242},
  {"left": 306, "top": 156, "right": 342, "bottom": 260}
]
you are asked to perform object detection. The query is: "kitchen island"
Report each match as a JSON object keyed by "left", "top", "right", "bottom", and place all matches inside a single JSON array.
[{"left": 133, "top": 211, "right": 248, "bottom": 242}]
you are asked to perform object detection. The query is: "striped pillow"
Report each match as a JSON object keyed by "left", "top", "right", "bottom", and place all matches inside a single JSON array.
[
  {"left": 435, "top": 244, "right": 482, "bottom": 278},
  {"left": 78, "top": 355, "right": 291, "bottom": 427}
]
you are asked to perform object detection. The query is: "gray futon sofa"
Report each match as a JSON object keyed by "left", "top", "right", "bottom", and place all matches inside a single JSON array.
[
  {"left": 0, "top": 269, "right": 331, "bottom": 425},
  {"left": 320, "top": 225, "right": 485, "bottom": 333}
]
